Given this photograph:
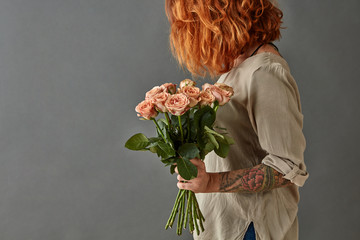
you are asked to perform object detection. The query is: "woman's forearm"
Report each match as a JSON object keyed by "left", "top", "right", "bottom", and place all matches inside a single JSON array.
[{"left": 207, "top": 163, "right": 293, "bottom": 193}]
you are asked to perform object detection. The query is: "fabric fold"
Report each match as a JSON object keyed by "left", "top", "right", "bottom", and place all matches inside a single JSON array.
[{"left": 261, "top": 154, "right": 309, "bottom": 187}]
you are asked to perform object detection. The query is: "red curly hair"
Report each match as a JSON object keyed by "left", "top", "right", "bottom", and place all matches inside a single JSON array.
[{"left": 165, "top": 0, "right": 283, "bottom": 78}]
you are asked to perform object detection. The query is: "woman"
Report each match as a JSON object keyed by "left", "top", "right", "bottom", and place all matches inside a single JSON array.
[{"left": 165, "top": 0, "right": 309, "bottom": 240}]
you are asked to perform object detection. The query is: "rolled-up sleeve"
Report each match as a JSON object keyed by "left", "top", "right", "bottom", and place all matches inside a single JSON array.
[{"left": 247, "top": 64, "right": 309, "bottom": 187}]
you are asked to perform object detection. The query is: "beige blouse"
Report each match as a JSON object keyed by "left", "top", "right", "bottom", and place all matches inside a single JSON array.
[{"left": 194, "top": 52, "right": 309, "bottom": 240}]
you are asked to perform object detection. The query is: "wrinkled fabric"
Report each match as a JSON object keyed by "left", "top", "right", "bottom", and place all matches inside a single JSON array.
[{"left": 193, "top": 53, "right": 309, "bottom": 240}]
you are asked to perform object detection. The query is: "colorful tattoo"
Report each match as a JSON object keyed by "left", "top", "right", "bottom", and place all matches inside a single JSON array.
[{"left": 219, "top": 163, "right": 293, "bottom": 193}]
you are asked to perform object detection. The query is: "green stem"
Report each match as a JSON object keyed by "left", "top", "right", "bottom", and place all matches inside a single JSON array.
[
  {"left": 165, "top": 188, "right": 182, "bottom": 229},
  {"left": 198, "top": 211, "right": 205, "bottom": 232},
  {"left": 189, "top": 192, "right": 194, "bottom": 233},
  {"left": 192, "top": 191, "right": 204, "bottom": 231},
  {"left": 165, "top": 112, "right": 171, "bottom": 126},
  {"left": 168, "top": 190, "right": 185, "bottom": 227},
  {"left": 177, "top": 195, "right": 184, "bottom": 235},
  {"left": 192, "top": 193, "right": 200, "bottom": 236},
  {"left": 193, "top": 192, "right": 205, "bottom": 221},
  {"left": 178, "top": 115, "right": 184, "bottom": 144},
  {"left": 152, "top": 118, "right": 167, "bottom": 143},
  {"left": 183, "top": 191, "right": 190, "bottom": 229},
  {"left": 187, "top": 111, "right": 191, "bottom": 142},
  {"left": 180, "top": 191, "right": 186, "bottom": 230}
]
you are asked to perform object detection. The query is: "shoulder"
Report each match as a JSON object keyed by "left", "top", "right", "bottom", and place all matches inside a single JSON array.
[
  {"left": 218, "top": 52, "right": 297, "bottom": 106},
  {"left": 251, "top": 52, "right": 291, "bottom": 77},
  {"left": 248, "top": 53, "right": 303, "bottom": 113},
  {"left": 221, "top": 52, "right": 291, "bottom": 85}
]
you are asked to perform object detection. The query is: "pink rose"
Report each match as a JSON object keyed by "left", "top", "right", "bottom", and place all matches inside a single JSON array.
[
  {"left": 151, "top": 91, "right": 170, "bottom": 112},
  {"left": 179, "top": 86, "right": 201, "bottom": 107},
  {"left": 161, "top": 83, "right": 177, "bottom": 94},
  {"left": 135, "top": 99, "right": 158, "bottom": 120},
  {"left": 165, "top": 93, "right": 190, "bottom": 116},
  {"left": 201, "top": 83, "right": 213, "bottom": 92},
  {"left": 199, "top": 90, "right": 215, "bottom": 106},
  {"left": 179, "top": 79, "right": 196, "bottom": 89},
  {"left": 202, "top": 83, "right": 232, "bottom": 106},
  {"left": 214, "top": 83, "right": 234, "bottom": 97},
  {"left": 145, "top": 86, "right": 163, "bottom": 100}
]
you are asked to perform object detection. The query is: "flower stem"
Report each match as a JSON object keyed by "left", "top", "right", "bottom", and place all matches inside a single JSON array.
[
  {"left": 178, "top": 115, "right": 184, "bottom": 144},
  {"left": 187, "top": 111, "right": 191, "bottom": 142},
  {"left": 152, "top": 118, "right": 167, "bottom": 143},
  {"left": 192, "top": 191, "right": 205, "bottom": 231},
  {"left": 165, "top": 188, "right": 182, "bottom": 229},
  {"left": 192, "top": 193, "right": 200, "bottom": 235},
  {"left": 168, "top": 189, "right": 185, "bottom": 228},
  {"left": 189, "top": 192, "right": 194, "bottom": 233},
  {"left": 193, "top": 192, "right": 205, "bottom": 221},
  {"left": 177, "top": 194, "right": 184, "bottom": 235},
  {"left": 180, "top": 191, "right": 186, "bottom": 229},
  {"left": 165, "top": 112, "right": 171, "bottom": 126},
  {"left": 183, "top": 191, "right": 190, "bottom": 229}
]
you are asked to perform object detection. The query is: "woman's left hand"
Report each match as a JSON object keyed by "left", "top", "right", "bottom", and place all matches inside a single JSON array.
[{"left": 175, "top": 158, "right": 218, "bottom": 193}]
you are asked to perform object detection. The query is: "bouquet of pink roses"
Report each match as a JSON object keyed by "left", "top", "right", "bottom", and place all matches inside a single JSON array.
[{"left": 125, "top": 79, "right": 234, "bottom": 236}]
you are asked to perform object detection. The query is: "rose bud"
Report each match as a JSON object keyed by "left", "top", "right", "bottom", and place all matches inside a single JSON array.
[
  {"left": 145, "top": 86, "right": 164, "bottom": 100},
  {"left": 179, "top": 79, "right": 196, "bottom": 89},
  {"left": 179, "top": 86, "right": 201, "bottom": 107},
  {"left": 151, "top": 91, "right": 170, "bottom": 112},
  {"left": 199, "top": 90, "right": 215, "bottom": 106},
  {"left": 135, "top": 99, "right": 158, "bottom": 120},
  {"left": 165, "top": 93, "right": 190, "bottom": 116},
  {"left": 161, "top": 83, "right": 177, "bottom": 94}
]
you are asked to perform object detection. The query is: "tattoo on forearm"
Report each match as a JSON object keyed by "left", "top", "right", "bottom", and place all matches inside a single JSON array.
[{"left": 219, "top": 164, "right": 293, "bottom": 193}]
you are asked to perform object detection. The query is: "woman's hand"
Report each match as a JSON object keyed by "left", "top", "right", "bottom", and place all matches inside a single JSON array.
[{"left": 175, "top": 158, "right": 219, "bottom": 193}]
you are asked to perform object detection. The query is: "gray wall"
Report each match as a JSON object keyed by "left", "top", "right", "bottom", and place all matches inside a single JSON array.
[{"left": 0, "top": 0, "right": 358, "bottom": 239}]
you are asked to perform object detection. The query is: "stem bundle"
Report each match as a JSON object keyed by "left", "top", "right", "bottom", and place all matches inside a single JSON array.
[{"left": 165, "top": 189, "right": 205, "bottom": 235}]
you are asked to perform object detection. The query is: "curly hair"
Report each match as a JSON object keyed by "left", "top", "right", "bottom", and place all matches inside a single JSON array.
[{"left": 165, "top": 0, "right": 283, "bottom": 78}]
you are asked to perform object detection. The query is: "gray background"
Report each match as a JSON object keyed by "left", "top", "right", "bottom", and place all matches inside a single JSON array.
[{"left": 0, "top": 0, "right": 359, "bottom": 239}]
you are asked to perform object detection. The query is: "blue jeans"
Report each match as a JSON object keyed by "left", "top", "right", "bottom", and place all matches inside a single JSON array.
[{"left": 243, "top": 222, "right": 256, "bottom": 240}]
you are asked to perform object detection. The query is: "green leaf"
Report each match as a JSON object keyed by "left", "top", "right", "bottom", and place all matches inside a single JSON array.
[
  {"left": 125, "top": 133, "right": 150, "bottom": 150},
  {"left": 156, "top": 119, "right": 174, "bottom": 148},
  {"left": 171, "top": 114, "right": 187, "bottom": 127},
  {"left": 157, "top": 142, "right": 176, "bottom": 158},
  {"left": 200, "top": 140, "right": 216, "bottom": 160},
  {"left": 149, "top": 147, "right": 157, "bottom": 153},
  {"left": 147, "top": 137, "right": 162, "bottom": 148},
  {"left": 149, "top": 137, "right": 162, "bottom": 142},
  {"left": 158, "top": 118, "right": 168, "bottom": 126},
  {"left": 194, "top": 106, "right": 216, "bottom": 132},
  {"left": 161, "top": 157, "right": 177, "bottom": 166},
  {"left": 224, "top": 135, "right": 235, "bottom": 145},
  {"left": 204, "top": 141, "right": 216, "bottom": 153},
  {"left": 156, "top": 119, "right": 167, "bottom": 137},
  {"left": 150, "top": 145, "right": 168, "bottom": 159},
  {"left": 214, "top": 125, "right": 227, "bottom": 130},
  {"left": 189, "top": 119, "right": 197, "bottom": 141},
  {"left": 177, "top": 143, "right": 200, "bottom": 160},
  {"left": 214, "top": 140, "right": 230, "bottom": 158},
  {"left": 204, "top": 126, "right": 224, "bottom": 139},
  {"left": 206, "top": 132, "right": 219, "bottom": 149},
  {"left": 177, "top": 157, "right": 198, "bottom": 180}
]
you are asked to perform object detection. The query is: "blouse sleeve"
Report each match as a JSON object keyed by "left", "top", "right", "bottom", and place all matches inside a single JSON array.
[{"left": 247, "top": 63, "right": 310, "bottom": 187}]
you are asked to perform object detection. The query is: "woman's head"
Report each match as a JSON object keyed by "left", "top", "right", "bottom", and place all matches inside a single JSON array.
[{"left": 165, "top": 0, "right": 283, "bottom": 78}]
